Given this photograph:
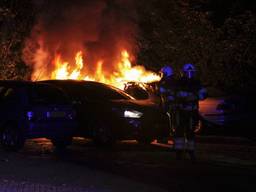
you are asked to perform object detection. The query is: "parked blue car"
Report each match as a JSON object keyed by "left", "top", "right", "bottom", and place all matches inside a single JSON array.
[
  {"left": 0, "top": 80, "right": 77, "bottom": 151},
  {"left": 199, "top": 96, "right": 256, "bottom": 139}
]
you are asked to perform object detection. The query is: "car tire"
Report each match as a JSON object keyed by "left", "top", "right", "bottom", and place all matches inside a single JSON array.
[
  {"left": 51, "top": 137, "right": 72, "bottom": 150},
  {"left": 92, "top": 121, "right": 114, "bottom": 146},
  {"left": 0, "top": 124, "right": 25, "bottom": 151}
]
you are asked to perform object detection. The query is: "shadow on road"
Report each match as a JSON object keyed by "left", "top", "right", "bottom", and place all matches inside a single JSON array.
[{"left": 1, "top": 137, "right": 256, "bottom": 192}]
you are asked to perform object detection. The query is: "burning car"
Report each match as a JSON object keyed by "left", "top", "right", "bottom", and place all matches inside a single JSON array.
[
  {"left": 124, "top": 82, "right": 149, "bottom": 100},
  {"left": 0, "top": 80, "right": 77, "bottom": 151},
  {"left": 40, "top": 80, "right": 169, "bottom": 145},
  {"left": 124, "top": 81, "right": 161, "bottom": 102}
]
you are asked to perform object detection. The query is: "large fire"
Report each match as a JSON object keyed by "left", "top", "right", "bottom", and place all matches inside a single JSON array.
[{"left": 47, "top": 50, "right": 160, "bottom": 89}]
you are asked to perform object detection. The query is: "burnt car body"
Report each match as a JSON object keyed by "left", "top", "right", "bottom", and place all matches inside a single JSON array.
[
  {"left": 40, "top": 80, "right": 169, "bottom": 145},
  {"left": 0, "top": 80, "right": 77, "bottom": 151},
  {"left": 124, "top": 82, "right": 150, "bottom": 100},
  {"left": 124, "top": 81, "right": 160, "bottom": 103}
]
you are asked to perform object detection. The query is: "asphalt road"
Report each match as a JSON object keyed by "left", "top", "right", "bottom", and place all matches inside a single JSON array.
[{"left": 0, "top": 137, "right": 256, "bottom": 192}]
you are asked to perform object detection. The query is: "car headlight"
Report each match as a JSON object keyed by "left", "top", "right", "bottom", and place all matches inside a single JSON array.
[{"left": 124, "top": 110, "right": 143, "bottom": 118}]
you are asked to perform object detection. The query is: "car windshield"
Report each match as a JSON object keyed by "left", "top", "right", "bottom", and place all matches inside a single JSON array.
[{"left": 29, "top": 84, "right": 69, "bottom": 104}]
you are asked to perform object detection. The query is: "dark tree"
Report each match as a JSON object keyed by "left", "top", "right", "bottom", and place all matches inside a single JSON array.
[
  {"left": 0, "top": 0, "right": 35, "bottom": 80},
  {"left": 136, "top": 0, "right": 256, "bottom": 94},
  {"left": 136, "top": 0, "right": 217, "bottom": 79}
]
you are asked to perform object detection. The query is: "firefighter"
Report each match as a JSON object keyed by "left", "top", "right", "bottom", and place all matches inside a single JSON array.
[
  {"left": 158, "top": 65, "right": 177, "bottom": 143},
  {"left": 174, "top": 63, "right": 207, "bottom": 160}
]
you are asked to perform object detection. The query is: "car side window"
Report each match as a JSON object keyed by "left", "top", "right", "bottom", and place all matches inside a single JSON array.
[
  {"left": 61, "top": 85, "right": 87, "bottom": 103},
  {"left": 29, "top": 84, "right": 70, "bottom": 104},
  {"left": 81, "top": 84, "right": 132, "bottom": 100}
]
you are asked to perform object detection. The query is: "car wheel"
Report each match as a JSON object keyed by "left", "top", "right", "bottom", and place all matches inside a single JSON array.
[
  {"left": 51, "top": 137, "right": 72, "bottom": 150},
  {"left": 93, "top": 121, "right": 114, "bottom": 146},
  {"left": 0, "top": 124, "right": 25, "bottom": 151}
]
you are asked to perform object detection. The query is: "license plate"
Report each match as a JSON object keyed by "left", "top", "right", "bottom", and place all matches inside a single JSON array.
[{"left": 47, "top": 111, "right": 66, "bottom": 118}]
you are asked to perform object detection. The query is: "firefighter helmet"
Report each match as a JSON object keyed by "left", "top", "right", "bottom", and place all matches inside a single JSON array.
[
  {"left": 182, "top": 63, "right": 196, "bottom": 79},
  {"left": 160, "top": 66, "right": 174, "bottom": 78}
]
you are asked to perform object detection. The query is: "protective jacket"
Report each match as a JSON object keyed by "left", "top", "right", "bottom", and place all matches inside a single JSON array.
[
  {"left": 175, "top": 77, "right": 207, "bottom": 111},
  {"left": 159, "top": 76, "right": 177, "bottom": 112}
]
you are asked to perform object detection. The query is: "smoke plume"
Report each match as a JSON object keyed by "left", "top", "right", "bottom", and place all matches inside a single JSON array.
[{"left": 23, "top": 0, "right": 138, "bottom": 80}]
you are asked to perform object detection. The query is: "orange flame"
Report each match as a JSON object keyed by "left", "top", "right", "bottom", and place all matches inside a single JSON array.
[{"left": 44, "top": 50, "right": 160, "bottom": 89}]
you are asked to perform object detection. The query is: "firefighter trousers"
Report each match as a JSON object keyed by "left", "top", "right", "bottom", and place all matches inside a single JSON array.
[{"left": 173, "top": 110, "right": 197, "bottom": 159}]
